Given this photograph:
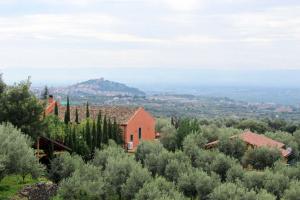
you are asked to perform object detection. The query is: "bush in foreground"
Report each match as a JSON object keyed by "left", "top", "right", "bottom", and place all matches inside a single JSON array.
[{"left": 0, "top": 123, "right": 44, "bottom": 182}]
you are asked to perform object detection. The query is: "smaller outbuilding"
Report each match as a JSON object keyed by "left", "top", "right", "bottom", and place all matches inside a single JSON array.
[{"left": 205, "top": 131, "right": 292, "bottom": 159}]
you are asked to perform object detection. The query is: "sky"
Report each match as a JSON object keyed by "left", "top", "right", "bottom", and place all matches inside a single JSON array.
[{"left": 1, "top": 0, "right": 300, "bottom": 87}]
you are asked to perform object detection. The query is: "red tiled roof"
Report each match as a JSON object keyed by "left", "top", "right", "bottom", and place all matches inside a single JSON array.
[
  {"left": 205, "top": 131, "right": 291, "bottom": 158},
  {"left": 240, "top": 131, "right": 285, "bottom": 148},
  {"left": 58, "top": 105, "right": 140, "bottom": 125},
  {"left": 45, "top": 101, "right": 56, "bottom": 115}
]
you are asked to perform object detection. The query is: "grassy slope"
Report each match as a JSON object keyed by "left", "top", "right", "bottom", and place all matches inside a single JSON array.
[{"left": 0, "top": 175, "right": 47, "bottom": 200}]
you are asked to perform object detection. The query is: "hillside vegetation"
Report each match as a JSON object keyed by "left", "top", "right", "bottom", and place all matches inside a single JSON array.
[{"left": 1, "top": 76, "right": 300, "bottom": 200}]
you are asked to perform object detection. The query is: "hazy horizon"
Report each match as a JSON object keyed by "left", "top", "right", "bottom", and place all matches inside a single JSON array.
[
  {"left": 1, "top": 0, "right": 300, "bottom": 105},
  {"left": 1, "top": 67, "right": 300, "bottom": 90}
]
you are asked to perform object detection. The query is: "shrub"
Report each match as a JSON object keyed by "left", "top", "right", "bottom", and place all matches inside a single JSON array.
[
  {"left": 0, "top": 123, "right": 44, "bottom": 182},
  {"left": 121, "top": 164, "right": 151, "bottom": 200},
  {"left": 134, "top": 176, "right": 187, "bottom": 200},
  {"left": 243, "top": 171, "right": 266, "bottom": 191},
  {"left": 58, "top": 164, "right": 105, "bottom": 200},
  {"left": 210, "top": 153, "right": 238, "bottom": 181},
  {"left": 48, "top": 152, "right": 83, "bottom": 183},
  {"left": 92, "top": 140, "right": 126, "bottom": 169},
  {"left": 135, "top": 141, "right": 164, "bottom": 165},
  {"left": 263, "top": 170, "right": 290, "bottom": 199},
  {"left": 209, "top": 182, "right": 257, "bottom": 200},
  {"left": 218, "top": 136, "right": 247, "bottom": 160},
  {"left": 283, "top": 180, "right": 300, "bottom": 200},
  {"left": 178, "top": 168, "right": 220, "bottom": 199},
  {"left": 242, "top": 147, "right": 281, "bottom": 170}
]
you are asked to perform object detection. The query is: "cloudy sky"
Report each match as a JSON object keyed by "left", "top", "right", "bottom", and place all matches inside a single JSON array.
[{"left": 0, "top": 0, "right": 300, "bottom": 86}]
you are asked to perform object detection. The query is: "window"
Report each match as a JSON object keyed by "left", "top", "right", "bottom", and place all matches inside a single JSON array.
[
  {"left": 130, "top": 134, "right": 134, "bottom": 142},
  {"left": 138, "top": 128, "right": 142, "bottom": 140}
]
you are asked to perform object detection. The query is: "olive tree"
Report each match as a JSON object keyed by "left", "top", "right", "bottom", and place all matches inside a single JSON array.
[
  {"left": 92, "top": 140, "right": 126, "bottom": 169},
  {"left": 210, "top": 153, "right": 238, "bottom": 181},
  {"left": 256, "top": 190, "right": 276, "bottom": 200},
  {"left": 48, "top": 152, "right": 84, "bottom": 183},
  {"left": 283, "top": 180, "right": 300, "bottom": 200},
  {"left": 0, "top": 123, "right": 44, "bottom": 182},
  {"left": 134, "top": 176, "right": 187, "bottom": 200},
  {"left": 121, "top": 164, "right": 152, "bottom": 200},
  {"left": 104, "top": 156, "right": 139, "bottom": 199},
  {"left": 135, "top": 141, "right": 164, "bottom": 165},
  {"left": 209, "top": 182, "right": 257, "bottom": 200},
  {"left": 177, "top": 168, "right": 220, "bottom": 199},
  {"left": 58, "top": 164, "right": 106, "bottom": 200},
  {"left": 183, "top": 133, "right": 207, "bottom": 160},
  {"left": 218, "top": 136, "right": 246, "bottom": 160},
  {"left": 242, "top": 170, "right": 266, "bottom": 192},
  {"left": 0, "top": 80, "right": 45, "bottom": 139},
  {"left": 263, "top": 170, "right": 290, "bottom": 199},
  {"left": 242, "top": 147, "right": 281, "bottom": 170}
]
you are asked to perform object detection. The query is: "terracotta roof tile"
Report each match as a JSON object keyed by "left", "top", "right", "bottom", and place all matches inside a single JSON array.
[
  {"left": 58, "top": 105, "right": 140, "bottom": 125},
  {"left": 205, "top": 131, "right": 291, "bottom": 158},
  {"left": 240, "top": 131, "right": 285, "bottom": 148}
]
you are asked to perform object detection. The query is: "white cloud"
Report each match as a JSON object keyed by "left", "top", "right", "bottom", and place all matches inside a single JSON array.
[
  {"left": 229, "top": 6, "right": 300, "bottom": 41},
  {"left": 0, "top": 14, "right": 161, "bottom": 43},
  {"left": 0, "top": 0, "right": 300, "bottom": 71},
  {"left": 162, "top": 0, "right": 203, "bottom": 11}
]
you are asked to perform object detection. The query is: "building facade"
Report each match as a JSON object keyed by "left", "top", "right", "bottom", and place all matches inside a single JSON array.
[{"left": 45, "top": 97, "right": 156, "bottom": 151}]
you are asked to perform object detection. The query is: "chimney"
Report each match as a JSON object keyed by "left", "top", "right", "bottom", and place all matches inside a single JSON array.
[{"left": 48, "top": 95, "right": 54, "bottom": 104}]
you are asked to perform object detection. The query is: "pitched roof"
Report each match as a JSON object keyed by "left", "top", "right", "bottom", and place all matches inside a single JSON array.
[
  {"left": 205, "top": 131, "right": 291, "bottom": 158},
  {"left": 241, "top": 131, "right": 285, "bottom": 148},
  {"left": 240, "top": 131, "right": 292, "bottom": 157},
  {"left": 58, "top": 105, "right": 140, "bottom": 125},
  {"left": 45, "top": 99, "right": 57, "bottom": 115}
]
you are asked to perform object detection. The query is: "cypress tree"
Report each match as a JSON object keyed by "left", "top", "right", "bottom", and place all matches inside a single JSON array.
[
  {"left": 92, "top": 119, "right": 97, "bottom": 150},
  {"left": 68, "top": 125, "right": 73, "bottom": 150},
  {"left": 96, "top": 111, "right": 102, "bottom": 148},
  {"left": 108, "top": 118, "right": 112, "bottom": 140},
  {"left": 42, "top": 86, "right": 49, "bottom": 100},
  {"left": 102, "top": 115, "right": 108, "bottom": 144},
  {"left": 54, "top": 101, "right": 59, "bottom": 116},
  {"left": 85, "top": 119, "right": 92, "bottom": 150},
  {"left": 64, "top": 96, "right": 70, "bottom": 124},
  {"left": 72, "top": 126, "right": 77, "bottom": 153},
  {"left": 75, "top": 107, "right": 79, "bottom": 124},
  {"left": 112, "top": 118, "right": 119, "bottom": 143},
  {"left": 86, "top": 102, "right": 90, "bottom": 118}
]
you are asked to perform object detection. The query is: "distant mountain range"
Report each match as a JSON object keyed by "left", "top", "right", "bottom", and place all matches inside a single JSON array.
[{"left": 38, "top": 78, "right": 145, "bottom": 98}]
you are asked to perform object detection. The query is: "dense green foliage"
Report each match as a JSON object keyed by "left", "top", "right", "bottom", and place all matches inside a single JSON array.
[
  {"left": 0, "top": 77, "right": 45, "bottom": 138},
  {"left": 0, "top": 123, "right": 44, "bottom": 182},
  {"left": 48, "top": 153, "right": 84, "bottom": 183},
  {"left": 43, "top": 98, "right": 124, "bottom": 159},
  {"left": 51, "top": 137, "right": 300, "bottom": 200},
  {"left": 3, "top": 76, "right": 300, "bottom": 199},
  {"left": 242, "top": 147, "right": 282, "bottom": 170}
]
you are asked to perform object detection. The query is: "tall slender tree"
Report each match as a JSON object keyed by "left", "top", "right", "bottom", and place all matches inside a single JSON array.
[
  {"left": 92, "top": 119, "right": 97, "bottom": 150},
  {"left": 102, "top": 115, "right": 108, "bottom": 145},
  {"left": 0, "top": 74, "right": 5, "bottom": 94},
  {"left": 85, "top": 119, "right": 92, "bottom": 150},
  {"left": 54, "top": 102, "right": 59, "bottom": 116},
  {"left": 42, "top": 86, "right": 49, "bottom": 100},
  {"left": 64, "top": 96, "right": 70, "bottom": 124},
  {"left": 112, "top": 118, "right": 123, "bottom": 144},
  {"left": 68, "top": 125, "right": 73, "bottom": 149},
  {"left": 86, "top": 102, "right": 90, "bottom": 118},
  {"left": 108, "top": 118, "right": 112, "bottom": 140},
  {"left": 72, "top": 126, "right": 77, "bottom": 153},
  {"left": 96, "top": 111, "right": 102, "bottom": 148},
  {"left": 75, "top": 107, "right": 79, "bottom": 124}
]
